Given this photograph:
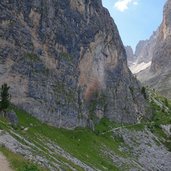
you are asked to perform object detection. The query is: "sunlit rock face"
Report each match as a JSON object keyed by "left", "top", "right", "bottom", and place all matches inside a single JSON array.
[
  {"left": 125, "top": 31, "right": 158, "bottom": 74},
  {"left": 150, "top": 0, "right": 171, "bottom": 73},
  {"left": 148, "top": 0, "right": 171, "bottom": 99},
  {"left": 0, "top": 0, "right": 148, "bottom": 128},
  {"left": 130, "top": 0, "right": 171, "bottom": 99},
  {"left": 135, "top": 31, "right": 158, "bottom": 65},
  {"left": 126, "top": 33, "right": 157, "bottom": 75}
]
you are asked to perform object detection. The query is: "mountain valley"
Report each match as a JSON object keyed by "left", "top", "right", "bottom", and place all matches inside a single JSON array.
[{"left": 0, "top": 0, "right": 171, "bottom": 170}]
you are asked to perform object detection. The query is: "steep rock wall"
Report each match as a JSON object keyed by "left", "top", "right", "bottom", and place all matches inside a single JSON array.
[
  {"left": 136, "top": 0, "right": 171, "bottom": 99},
  {"left": 0, "top": 0, "right": 148, "bottom": 128}
]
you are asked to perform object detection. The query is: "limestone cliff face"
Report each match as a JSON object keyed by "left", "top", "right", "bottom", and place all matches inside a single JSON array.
[
  {"left": 135, "top": 31, "right": 158, "bottom": 64},
  {"left": 125, "top": 46, "right": 136, "bottom": 66},
  {"left": 151, "top": 0, "right": 171, "bottom": 73},
  {"left": 126, "top": 31, "right": 158, "bottom": 68},
  {"left": 137, "top": 0, "right": 171, "bottom": 99},
  {"left": 0, "top": 0, "right": 148, "bottom": 128},
  {"left": 149, "top": 0, "right": 171, "bottom": 99}
]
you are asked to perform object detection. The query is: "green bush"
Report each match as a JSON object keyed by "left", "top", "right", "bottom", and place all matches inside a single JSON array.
[
  {"left": 18, "top": 164, "right": 39, "bottom": 171},
  {"left": 141, "top": 86, "right": 147, "bottom": 99},
  {"left": 0, "top": 83, "right": 10, "bottom": 112}
]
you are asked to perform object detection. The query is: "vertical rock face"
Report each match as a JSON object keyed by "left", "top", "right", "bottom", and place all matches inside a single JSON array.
[
  {"left": 0, "top": 0, "right": 148, "bottom": 128},
  {"left": 126, "top": 31, "right": 158, "bottom": 68},
  {"left": 150, "top": 0, "right": 171, "bottom": 73},
  {"left": 149, "top": 0, "right": 171, "bottom": 99},
  {"left": 134, "top": 0, "right": 171, "bottom": 99},
  {"left": 127, "top": 32, "right": 157, "bottom": 74},
  {"left": 125, "top": 46, "right": 135, "bottom": 66},
  {"left": 125, "top": 31, "right": 158, "bottom": 75},
  {"left": 135, "top": 31, "right": 158, "bottom": 64}
]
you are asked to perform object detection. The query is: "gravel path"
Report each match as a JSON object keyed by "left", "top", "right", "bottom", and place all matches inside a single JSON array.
[{"left": 0, "top": 152, "right": 13, "bottom": 171}]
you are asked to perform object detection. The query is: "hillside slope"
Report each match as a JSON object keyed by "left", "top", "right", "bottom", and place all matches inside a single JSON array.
[{"left": 0, "top": 93, "right": 171, "bottom": 171}]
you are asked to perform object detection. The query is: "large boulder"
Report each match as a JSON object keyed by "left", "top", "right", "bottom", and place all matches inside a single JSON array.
[{"left": 6, "top": 111, "right": 18, "bottom": 126}]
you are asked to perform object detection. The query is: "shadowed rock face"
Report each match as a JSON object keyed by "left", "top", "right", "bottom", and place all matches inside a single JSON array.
[
  {"left": 125, "top": 46, "right": 136, "bottom": 66},
  {"left": 0, "top": 0, "right": 148, "bottom": 128}
]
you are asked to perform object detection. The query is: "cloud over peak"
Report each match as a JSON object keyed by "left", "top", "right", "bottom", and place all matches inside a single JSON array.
[{"left": 114, "top": 0, "right": 138, "bottom": 12}]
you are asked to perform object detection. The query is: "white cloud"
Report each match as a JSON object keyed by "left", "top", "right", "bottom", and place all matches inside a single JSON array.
[
  {"left": 114, "top": 0, "right": 138, "bottom": 12},
  {"left": 133, "top": 1, "right": 138, "bottom": 5}
]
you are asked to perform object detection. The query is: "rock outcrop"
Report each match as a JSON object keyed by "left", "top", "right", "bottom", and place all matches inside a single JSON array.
[
  {"left": 150, "top": 0, "right": 171, "bottom": 73},
  {"left": 135, "top": 31, "right": 158, "bottom": 64},
  {"left": 0, "top": 0, "right": 148, "bottom": 128},
  {"left": 125, "top": 45, "right": 136, "bottom": 66},
  {"left": 137, "top": 0, "right": 171, "bottom": 99}
]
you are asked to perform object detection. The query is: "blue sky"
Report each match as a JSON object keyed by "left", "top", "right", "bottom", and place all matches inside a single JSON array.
[{"left": 102, "top": 0, "right": 166, "bottom": 51}]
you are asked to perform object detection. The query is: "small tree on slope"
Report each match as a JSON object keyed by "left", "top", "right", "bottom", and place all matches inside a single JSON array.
[{"left": 0, "top": 83, "right": 10, "bottom": 113}]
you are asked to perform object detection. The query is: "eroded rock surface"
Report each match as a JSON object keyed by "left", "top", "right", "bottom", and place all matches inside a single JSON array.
[
  {"left": 125, "top": 46, "right": 135, "bottom": 66},
  {"left": 106, "top": 127, "right": 171, "bottom": 171},
  {"left": 0, "top": 0, "right": 148, "bottom": 128}
]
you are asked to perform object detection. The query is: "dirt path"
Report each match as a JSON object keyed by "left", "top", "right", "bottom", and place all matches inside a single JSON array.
[
  {"left": 0, "top": 152, "right": 13, "bottom": 171},
  {"left": 101, "top": 123, "right": 143, "bottom": 135}
]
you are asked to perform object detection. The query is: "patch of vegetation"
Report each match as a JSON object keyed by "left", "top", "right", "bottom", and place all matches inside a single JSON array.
[
  {"left": 145, "top": 89, "right": 171, "bottom": 151},
  {"left": 147, "top": 123, "right": 171, "bottom": 151},
  {"left": 0, "top": 83, "right": 10, "bottom": 113},
  {"left": 0, "top": 146, "right": 46, "bottom": 171},
  {"left": 53, "top": 82, "right": 76, "bottom": 104},
  {"left": 150, "top": 97, "right": 171, "bottom": 125},
  {"left": 141, "top": 86, "right": 147, "bottom": 99},
  {"left": 129, "top": 86, "right": 134, "bottom": 97},
  {"left": 60, "top": 52, "right": 73, "bottom": 63},
  {"left": 88, "top": 92, "right": 107, "bottom": 121},
  {"left": 4, "top": 105, "right": 126, "bottom": 170},
  {"left": 95, "top": 117, "right": 121, "bottom": 134},
  {"left": 25, "top": 53, "right": 40, "bottom": 62},
  {"left": 126, "top": 123, "right": 145, "bottom": 131}
]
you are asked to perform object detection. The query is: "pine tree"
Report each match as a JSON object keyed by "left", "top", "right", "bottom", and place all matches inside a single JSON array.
[
  {"left": 0, "top": 83, "right": 10, "bottom": 112},
  {"left": 141, "top": 86, "right": 147, "bottom": 99}
]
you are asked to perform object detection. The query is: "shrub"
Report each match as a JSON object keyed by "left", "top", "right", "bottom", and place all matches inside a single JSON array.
[{"left": 0, "top": 83, "right": 10, "bottom": 112}]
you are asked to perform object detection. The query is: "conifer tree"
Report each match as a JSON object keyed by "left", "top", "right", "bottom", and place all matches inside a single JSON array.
[{"left": 0, "top": 83, "right": 10, "bottom": 112}]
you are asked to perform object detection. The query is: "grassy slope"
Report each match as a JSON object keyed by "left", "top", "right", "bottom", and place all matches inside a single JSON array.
[
  {"left": 0, "top": 146, "right": 47, "bottom": 171},
  {"left": 146, "top": 89, "right": 171, "bottom": 151},
  {"left": 0, "top": 88, "right": 171, "bottom": 171},
  {"left": 1, "top": 106, "right": 126, "bottom": 171}
]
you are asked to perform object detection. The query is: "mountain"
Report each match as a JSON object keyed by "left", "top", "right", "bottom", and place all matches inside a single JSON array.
[
  {"left": 126, "top": 31, "right": 158, "bottom": 74},
  {"left": 150, "top": 0, "right": 171, "bottom": 73},
  {"left": 1, "top": 1, "right": 171, "bottom": 171},
  {"left": 137, "top": 0, "right": 171, "bottom": 99},
  {"left": 0, "top": 0, "right": 148, "bottom": 128},
  {"left": 126, "top": 0, "right": 171, "bottom": 99},
  {"left": 135, "top": 30, "right": 158, "bottom": 64}
]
